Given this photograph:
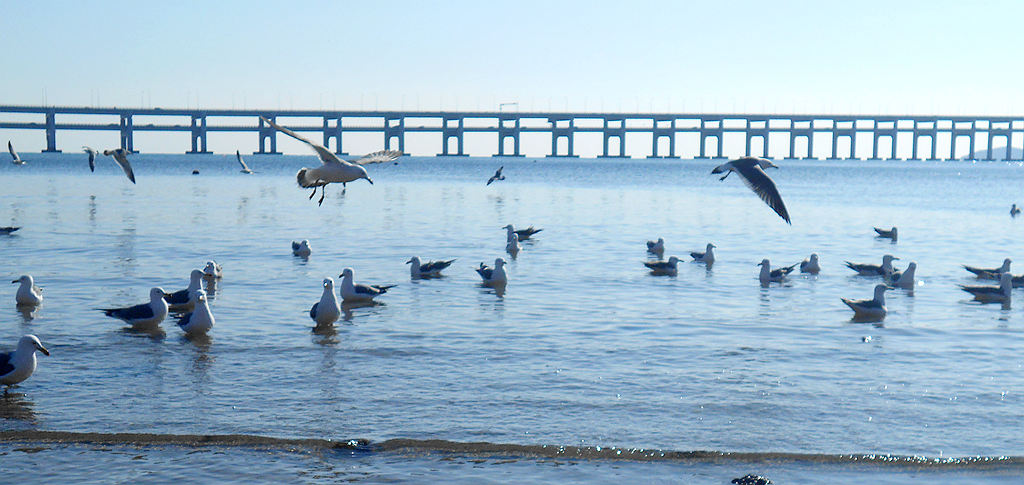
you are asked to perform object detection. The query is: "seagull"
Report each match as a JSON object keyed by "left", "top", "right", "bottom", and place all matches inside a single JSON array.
[
  {"left": 0, "top": 335, "right": 49, "bottom": 391},
  {"left": 711, "top": 157, "right": 790, "bottom": 224},
  {"left": 309, "top": 277, "right": 341, "bottom": 327},
  {"left": 202, "top": 260, "right": 223, "bottom": 280},
  {"left": 841, "top": 284, "right": 890, "bottom": 320},
  {"left": 164, "top": 270, "right": 205, "bottom": 312},
  {"left": 0, "top": 226, "right": 20, "bottom": 234},
  {"left": 646, "top": 237, "right": 665, "bottom": 255},
  {"left": 100, "top": 287, "right": 170, "bottom": 329},
  {"left": 100, "top": 148, "right": 137, "bottom": 183},
  {"left": 236, "top": 150, "right": 253, "bottom": 174},
  {"left": 12, "top": 275, "right": 43, "bottom": 306},
  {"left": 260, "top": 116, "right": 400, "bottom": 205},
  {"left": 8, "top": 141, "right": 25, "bottom": 165},
  {"left": 175, "top": 289, "right": 215, "bottom": 336},
  {"left": 1013, "top": 204, "right": 1021, "bottom": 217},
  {"left": 963, "top": 258, "right": 1012, "bottom": 279},
  {"left": 83, "top": 146, "right": 100, "bottom": 172},
  {"left": 845, "top": 255, "right": 899, "bottom": 276},
  {"left": 758, "top": 259, "right": 796, "bottom": 284},
  {"left": 645, "top": 256, "right": 681, "bottom": 276},
  {"left": 506, "top": 233, "right": 522, "bottom": 257},
  {"left": 800, "top": 253, "right": 821, "bottom": 274},
  {"left": 292, "top": 240, "right": 312, "bottom": 257},
  {"left": 690, "top": 243, "right": 716, "bottom": 264},
  {"left": 873, "top": 226, "right": 898, "bottom": 241},
  {"left": 486, "top": 166, "right": 505, "bottom": 185},
  {"left": 886, "top": 261, "right": 917, "bottom": 289},
  {"left": 961, "top": 272, "right": 1013, "bottom": 303},
  {"left": 502, "top": 224, "right": 543, "bottom": 242},
  {"left": 406, "top": 256, "right": 455, "bottom": 278},
  {"left": 475, "top": 258, "right": 508, "bottom": 284},
  {"left": 338, "top": 267, "right": 395, "bottom": 303}
]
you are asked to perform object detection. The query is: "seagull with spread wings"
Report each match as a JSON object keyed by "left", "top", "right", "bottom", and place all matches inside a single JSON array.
[
  {"left": 83, "top": 146, "right": 100, "bottom": 172},
  {"left": 711, "top": 157, "right": 790, "bottom": 224},
  {"left": 486, "top": 166, "right": 505, "bottom": 185},
  {"left": 260, "top": 116, "right": 400, "bottom": 205},
  {"left": 8, "top": 141, "right": 25, "bottom": 165},
  {"left": 236, "top": 150, "right": 253, "bottom": 174},
  {"left": 100, "top": 148, "right": 137, "bottom": 183}
]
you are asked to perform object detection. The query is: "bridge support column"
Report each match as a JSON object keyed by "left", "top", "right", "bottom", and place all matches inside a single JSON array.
[
  {"left": 43, "top": 110, "right": 60, "bottom": 152},
  {"left": 256, "top": 115, "right": 280, "bottom": 154},
  {"left": 385, "top": 116, "right": 406, "bottom": 154},
  {"left": 438, "top": 117, "right": 467, "bottom": 156},
  {"left": 547, "top": 118, "right": 577, "bottom": 157},
  {"left": 322, "top": 116, "right": 348, "bottom": 156},
  {"left": 119, "top": 114, "right": 135, "bottom": 153},
  {"left": 602, "top": 119, "right": 626, "bottom": 158},
  {"left": 649, "top": 120, "right": 676, "bottom": 158},
  {"left": 496, "top": 117, "right": 523, "bottom": 156},
  {"left": 188, "top": 115, "right": 211, "bottom": 154}
]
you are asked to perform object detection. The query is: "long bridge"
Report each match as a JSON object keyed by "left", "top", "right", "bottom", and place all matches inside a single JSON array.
[{"left": 1, "top": 105, "right": 1021, "bottom": 161}]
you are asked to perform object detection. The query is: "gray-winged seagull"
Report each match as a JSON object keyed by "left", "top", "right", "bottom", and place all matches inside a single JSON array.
[
  {"left": 963, "top": 258, "right": 1011, "bottom": 279},
  {"left": 961, "top": 272, "right": 1013, "bottom": 303},
  {"left": 406, "top": 256, "right": 455, "bottom": 278},
  {"left": 338, "top": 267, "right": 395, "bottom": 303},
  {"left": 487, "top": 166, "right": 505, "bottom": 185},
  {"left": 309, "top": 277, "right": 341, "bottom": 326},
  {"left": 100, "top": 148, "right": 137, "bottom": 183},
  {"left": 845, "top": 255, "right": 899, "bottom": 276},
  {"left": 711, "top": 157, "right": 790, "bottom": 224},
  {"left": 100, "top": 287, "right": 170, "bottom": 328},
  {"left": 0, "top": 335, "right": 49, "bottom": 391},
  {"left": 236, "top": 150, "right": 253, "bottom": 174},
  {"left": 842, "top": 284, "right": 890, "bottom": 320},
  {"left": 12, "top": 275, "right": 43, "bottom": 306}
]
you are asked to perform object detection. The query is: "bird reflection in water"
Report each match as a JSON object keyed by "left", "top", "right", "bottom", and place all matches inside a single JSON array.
[
  {"left": 341, "top": 301, "right": 381, "bottom": 322},
  {"left": 0, "top": 391, "right": 36, "bottom": 422},
  {"left": 16, "top": 304, "right": 37, "bottom": 322}
]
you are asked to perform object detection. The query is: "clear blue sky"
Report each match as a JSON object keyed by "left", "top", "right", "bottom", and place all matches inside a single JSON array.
[{"left": 3, "top": 1, "right": 1023, "bottom": 155}]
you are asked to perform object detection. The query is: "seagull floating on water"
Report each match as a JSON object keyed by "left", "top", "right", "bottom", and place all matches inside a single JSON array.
[
  {"left": 506, "top": 233, "right": 522, "bottom": 257},
  {"left": 873, "top": 226, "right": 898, "bottom": 241},
  {"left": 1, "top": 335, "right": 49, "bottom": 391},
  {"left": 841, "top": 284, "right": 890, "bottom": 320},
  {"left": 845, "top": 255, "right": 899, "bottom": 276},
  {"left": 503, "top": 224, "right": 542, "bottom": 242},
  {"left": 406, "top": 256, "right": 455, "bottom": 278},
  {"left": 101, "top": 287, "right": 170, "bottom": 329},
  {"left": 476, "top": 258, "right": 508, "bottom": 284},
  {"left": 12, "top": 275, "right": 43, "bottom": 306},
  {"left": 0, "top": 226, "right": 20, "bottom": 234},
  {"left": 83, "top": 146, "right": 99, "bottom": 172},
  {"left": 309, "top": 277, "right": 341, "bottom": 327},
  {"left": 963, "top": 258, "right": 1011, "bottom": 279},
  {"left": 100, "top": 148, "right": 137, "bottom": 184},
  {"left": 886, "top": 261, "right": 917, "bottom": 289},
  {"left": 175, "top": 289, "right": 215, "bottom": 336},
  {"left": 164, "top": 270, "right": 204, "bottom": 312},
  {"left": 645, "top": 256, "right": 681, "bottom": 276},
  {"left": 486, "top": 166, "right": 505, "bottom": 185},
  {"left": 339, "top": 267, "right": 395, "bottom": 303},
  {"left": 236, "top": 150, "right": 253, "bottom": 174},
  {"left": 800, "top": 253, "right": 821, "bottom": 274},
  {"left": 292, "top": 240, "right": 312, "bottom": 257},
  {"left": 690, "top": 243, "right": 716, "bottom": 264},
  {"left": 758, "top": 259, "right": 796, "bottom": 284},
  {"left": 8, "top": 141, "right": 25, "bottom": 165},
  {"left": 261, "top": 116, "right": 400, "bottom": 205},
  {"left": 203, "top": 261, "right": 223, "bottom": 280},
  {"left": 646, "top": 237, "right": 665, "bottom": 255},
  {"left": 961, "top": 272, "right": 1013, "bottom": 303},
  {"left": 711, "top": 157, "right": 790, "bottom": 224}
]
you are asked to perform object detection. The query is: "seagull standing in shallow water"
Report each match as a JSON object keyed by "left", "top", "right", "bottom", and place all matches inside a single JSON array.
[
  {"left": 1, "top": 335, "right": 49, "bottom": 391},
  {"left": 261, "top": 116, "right": 400, "bottom": 205},
  {"left": 164, "top": 270, "right": 205, "bottom": 312},
  {"left": 100, "top": 287, "right": 170, "bottom": 329},
  {"left": 175, "top": 289, "right": 215, "bottom": 336},
  {"left": 203, "top": 261, "right": 223, "bottom": 280},
  {"left": 841, "top": 284, "right": 890, "bottom": 320},
  {"left": 711, "top": 157, "right": 790, "bottom": 224},
  {"left": 12, "top": 275, "right": 43, "bottom": 306},
  {"left": 486, "top": 166, "right": 505, "bottom": 185},
  {"left": 100, "top": 148, "right": 137, "bottom": 183},
  {"left": 309, "top": 278, "right": 341, "bottom": 327},
  {"left": 338, "top": 268, "right": 395, "bottom": 303},
  {"left": 476, "top": 258, "right": 508, "bottom": 284},
  {"left": 506, "top": 233, "right": 522, "bottom": 258}
]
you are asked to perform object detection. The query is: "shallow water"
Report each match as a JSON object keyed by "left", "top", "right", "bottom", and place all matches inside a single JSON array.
[{"left": 3, "top": 153, "right": 1024, "bottom": 481}]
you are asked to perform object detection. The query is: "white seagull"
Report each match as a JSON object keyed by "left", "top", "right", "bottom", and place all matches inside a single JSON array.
[
  {"left": 646, "top": 237, "right": 665, "bottom": 255},
  {"left": 12, "top": 275, "right": 43, "bottom": 306},
  {"left": 476, "top": 258, "right": 508, "bottom": 284},
  {"left": 338, "top": 267, "right": 396, "bottom": 303},
  {"left": 841, "top": 284, "right": 890, "bottom": 320},
  {"left": 644, "top": 256, "right": 681, "bottom": 276},
  {"left": 175, "top": 289, "right": 215, "bottom": 336},
  {"left": 963, "top": 258, "right": 1012, "bottom": 279},
  {"left": 83, "top": 146, "right": 100, "bottom": 172},
  {"left": 292, "top": 240, "right": 312, "bottom": 257},
  {"left": 690, "top": 243, "right": 716, "bottom": 264},
  {"left": 711, "top": 157, "right": 790, "bottom": 224},
  {"left": 261, "top": 116, "right": 400, "bottom": 205},
  {"left": 203, "top": 260, "right": 223, "bottom": 280},
  {"left": 8, "top": 141, "right": 25, "bottom": 165},
  {"left": 845, "top": 255, "right": 899, "bottom": 276},
  {"left": 164, "top": 270, "right": 205, "bottom": 312},
  {"left": 236, "top": 150, "right": 254, "bottom": 174},
  {"left": 873, "top": 226, "right": 898, "bottom": 240},
  {"left": 502, "top": 224, "right": 543, "bottom": 242},
  {"left": 0, "top": 335, "right": 49, "bottom": 391},
  {"left": 506, "top": 233, "right": 522, "bottom": 258},
  {"left": 309, "top": 277, "right": 341, "bottom": 327},
  {"left": 800, "top": 253, "right": 821, "bottom": 274},
  {"left": 961, "top": 272, "right": 1013, "bottom": 303},
  {"left": 100, "top": 148, "right": 137, "bottom": 183},
  {"left": 886, "top": 261, "right": 917, "bottom": 290},
  {"left": 100, "top": 287, "right": 170, "bottom": 329},
  {"left": 486, "top": 166, "right": 505, "bottom": 185},
  {"left": 406, "top": 256, "right": 456, "bottom": 278},
  {"left": 758, "top": 259, "right": 796, "bottom": 284}
]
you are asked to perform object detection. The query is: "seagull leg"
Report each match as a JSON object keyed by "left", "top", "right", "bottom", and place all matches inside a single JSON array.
[
  {"left": 309, "top": 187, "right": 318, "bottom": 200},
  {"left": 318, "top": 189, "right": 326, "bottom": 206},
  {"left": 719, "top": 172, "right": 731, "bottom": 181}
]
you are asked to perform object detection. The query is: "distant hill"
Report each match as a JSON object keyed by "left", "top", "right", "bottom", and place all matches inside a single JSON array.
[{"left": 962, "top": 146, "right": 1024, "bottom": 160}]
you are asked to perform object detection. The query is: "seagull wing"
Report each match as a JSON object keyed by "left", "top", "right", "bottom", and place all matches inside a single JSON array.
[
  {"left": 83, "top": 146, "right": 97, "bottom": 172},
  {"left": 0, "top": 351, "right": 14, "bottom": 377},
  {"left": 733, "top": 160, "right": 791, "bottom": 224},
  {"left": 261, "top": 116, "right": 346, "bottom": 166},
  {"left": 351, "top": 150, "right": 402, "bottom": 166},
  {"left": 236, "top": 150, "right": 252, "bottom": 172},
  {"left": 8, "top": 141, "right": 20, "bottom": 162},
  {"left": 111, "top": 150, "right": 137, "bottom": 184}
]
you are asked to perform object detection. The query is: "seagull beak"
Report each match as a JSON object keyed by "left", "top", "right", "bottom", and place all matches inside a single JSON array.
[
  {"left": 38, "top": 345, "right": 49, "bottom": 356},
  {"left": 10, "top": 280, "right": 16, "bottom": 284},
  {"left": 365, "top": 177, "right": 374, "bottom": 185},
  {"left": 405, "top": 259, "right": 413, "bottom": 264}
]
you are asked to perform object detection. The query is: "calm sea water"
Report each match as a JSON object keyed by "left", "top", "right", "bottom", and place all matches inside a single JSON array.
[{"left": 3, "top": 153, "right": 1024, "bottom": 483}]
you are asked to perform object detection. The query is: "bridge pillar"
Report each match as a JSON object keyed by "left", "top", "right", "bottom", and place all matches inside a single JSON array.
[
  {"left": 385, "top": 116, "right": 406, "bottom": 154},
  {"left": 322, "top": 116, "right": 348, "bottom": 156},
  {"left": 698, "top": 122, "right": 723, "bottom": 159},
  {"left": 43, "top": 110, "right": 60, "bottom": 152},
  {"left": 256, "top": 115, "right": 280, "bottom": 154},
  {"left": 745, "top": 129, "right": 769, "bottom": 158},
  {"left": 496, "top": 116, "right": 523, "bottom": 156},
  {"left": 119, "top": 114, "right": 135, "bottom": 153},
  {"left": 439, "top": 117, "right": 467, "bottom": 156},
  {"left": 602, "top": 119, "right": 627, "bottom": 158},
  {"left": 788, "top": 129, "right": 813, "bottom": 159},
  {"left": 649, "top": 119, "right": 676, "bottom": 158},
  {"left": 188, "top": 115, "right": 212, "bottom": 154},
  {"left": 547, "top": 118, "right": 577, "bottom": 157}
]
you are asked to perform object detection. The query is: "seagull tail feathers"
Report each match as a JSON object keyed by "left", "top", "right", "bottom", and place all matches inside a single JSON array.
[{"left": 296, "top": 168, "right": 317, "bottom": 188}]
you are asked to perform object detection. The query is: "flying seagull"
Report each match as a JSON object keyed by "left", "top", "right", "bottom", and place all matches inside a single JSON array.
[
  {"left": 236, "top": 150, "right": 253, "bottom": 174},
  {"left": 101, "top": 148, "right": 137, "bottom": 183},
  {"left": 0, "top": 227, "right": 20, "bottom": 235},
  {"left": 83, "top": 146, "right": 100, "bottom": 171},
  {"left": 486, "top": 166, "right": 505, "bottom": 185},
  {"left": 711, "top": 157, "right": 790, "bottom": 224},
  {"left": 8, "top": 141, "right": 25, "bottom": 165},
  {"left": 260, "top": 116, "right": 400, "bottom": 205}
]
